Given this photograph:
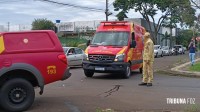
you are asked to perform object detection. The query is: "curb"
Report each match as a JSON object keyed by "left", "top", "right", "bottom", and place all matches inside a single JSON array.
[
  {"left": 156, "top": 70, "right": 200, "bottom": 78},
  {"left": 156, "top": 58, "right": 200, "bottom": 77}
]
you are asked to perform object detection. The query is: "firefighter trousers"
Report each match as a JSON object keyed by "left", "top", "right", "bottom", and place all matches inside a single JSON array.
[{"left": 142, "top": 60, "right": 154, "bottom": 83}]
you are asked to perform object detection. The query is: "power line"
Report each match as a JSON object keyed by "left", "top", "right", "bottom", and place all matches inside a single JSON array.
[
  {"left": 37, "top": 0, "right": 104, "bottom": 12},
  {"left": 108, "top": 1, "right": 114, "bottom": 7},
  {"left": 37, "top": 0, "right": 116, "bottom": 20}
]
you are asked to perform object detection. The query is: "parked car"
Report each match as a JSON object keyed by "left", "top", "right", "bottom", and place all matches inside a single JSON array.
[
  {"left": 183, "top": 47, "right": 187, "bottom": 51},
  {"left": 162, "top": 46, "right": 171, "bottom": 56},
  {"left": 173, "top": 45, "right": 185, "bottom": 54},
  {"left": 63, "top": 47, "right": 86, "bottom": 66},
  {"left": 0, "top": 30, "right": 71, "bottom": 112},
  {"left": 154, "top": 45, "right": 163, "bottom": 58},
  {"left": 171, "top": 47, "right": 179, "bottom": 55}
]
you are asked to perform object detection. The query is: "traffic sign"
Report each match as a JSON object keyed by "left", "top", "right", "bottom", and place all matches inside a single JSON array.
[{"left": 56, "top": 20, "right": 61, "bottom": 23}]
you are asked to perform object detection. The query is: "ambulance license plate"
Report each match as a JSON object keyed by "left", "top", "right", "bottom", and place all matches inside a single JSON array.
[{"left": 95, "top": 67, "right": 105, "bottom": 71}]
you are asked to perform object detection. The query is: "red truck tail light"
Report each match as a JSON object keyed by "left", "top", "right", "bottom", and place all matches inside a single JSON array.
[{"left": 58, "top": 54, "right": 67, "bottom": 64}]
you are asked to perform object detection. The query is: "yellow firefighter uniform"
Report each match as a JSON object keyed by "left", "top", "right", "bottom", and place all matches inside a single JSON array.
[{"left": 142, "top": 32, "right": 154, "bottom": 84}]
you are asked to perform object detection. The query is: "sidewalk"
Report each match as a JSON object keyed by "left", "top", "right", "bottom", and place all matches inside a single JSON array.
[
  {"left": 157, "top": 58, "right": 200, "bottom": 77},
  {"left": 170, "top": 58, "right": 200, "bottom": 76}
]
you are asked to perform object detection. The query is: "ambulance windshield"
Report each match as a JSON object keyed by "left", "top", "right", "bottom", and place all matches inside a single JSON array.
[{"left": 91, "top": 31, "right": 129, "bottom": 46}]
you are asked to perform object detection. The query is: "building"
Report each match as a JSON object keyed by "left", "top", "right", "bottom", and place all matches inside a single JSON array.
[
  {"left": 57, "top": 18, "right": 178, "bottom": 46},
  {"left": 0, "top": 25, "right": 7, "bottom": 32},
  {"left": 58, "top": 20, "right": 102, "bottom": 33},
  {"left": 1, "top": 18, "right": 178, "bottom": 46},
  {"left": 0, "top": 24, "right": 31, "bottom": 32}
]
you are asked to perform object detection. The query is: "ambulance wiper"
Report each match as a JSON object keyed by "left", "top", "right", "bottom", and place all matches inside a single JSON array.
[
  {"left": 105, "top": 45, "right": 124, "bottom": 47},
  {"left": 112, "top": 46, "right": 123, "bottom": 48},
  {"left": 90, "top": 44, "right": 99, "bottom": 47}
]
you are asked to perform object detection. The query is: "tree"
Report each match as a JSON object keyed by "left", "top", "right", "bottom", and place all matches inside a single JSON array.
[
  {"left": 190, "top": 0, "right": 200, "bottom": 9},
  {"left": 176, "top": 29, "right": 194, "bottom": 47},
  {"left": 32, "top": 18, "right": 55, "bottom": 30},
  {"left": 161, "top": 31, "right": 171, "bottom": 46},
  {"left": 162, "top": 18, "right": 177, "bottom": 47},
  {"left": 116, "top": 11, "right": 128, "bottom": 21},
  {"left": 162, "top": 1, "right": 196, "bottom": 46},
  {"left": 113, "top": 0, "right": 195, "bottom": 44}
]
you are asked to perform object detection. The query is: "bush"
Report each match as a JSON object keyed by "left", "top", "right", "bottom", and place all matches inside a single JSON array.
[
  {"left": 58, "top": 37, "right": 88, "bottom": 50},
  {"left": 32, "top": 18, "right": 55, "bottom": 30}
]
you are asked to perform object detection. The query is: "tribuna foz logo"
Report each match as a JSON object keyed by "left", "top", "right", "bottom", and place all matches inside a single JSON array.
[{"left": 166, "top": 98, "right": 195, "bottom": 104}]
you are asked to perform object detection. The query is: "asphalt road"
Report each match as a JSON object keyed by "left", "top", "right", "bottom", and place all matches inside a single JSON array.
[{"left": 2, "top": 53, "right": 200, "bottom": 112}]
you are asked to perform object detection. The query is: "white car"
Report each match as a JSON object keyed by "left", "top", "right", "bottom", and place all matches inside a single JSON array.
[
  {"left": 162, "top": 46, "right": 171, "bottom": 56},
  {"left": 63, "top": 47, "right": 86, "bottom": 66},
  {"left": 173, "top": 45, "right": 185, "bottom": 54},
  {"left": 154, "top": 45, "right": 163, "bottom": 58}
]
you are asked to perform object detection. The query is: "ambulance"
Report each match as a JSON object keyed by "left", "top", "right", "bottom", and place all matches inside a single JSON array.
[{"left": 83, "top": 21, "right": 145, "bottom": 78}]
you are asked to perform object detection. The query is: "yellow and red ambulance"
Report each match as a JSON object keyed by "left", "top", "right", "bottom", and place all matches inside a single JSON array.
[{"left": 83, "top": 21, "right": 145, "bottom": 78}]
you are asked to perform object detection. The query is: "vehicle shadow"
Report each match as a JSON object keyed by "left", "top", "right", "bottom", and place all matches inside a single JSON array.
[
  {"left": 69, "top": 66, "right": 82, "bottom": 69},
  {"left": 92, "top": 71, "right": 140, "bottom": 80}
]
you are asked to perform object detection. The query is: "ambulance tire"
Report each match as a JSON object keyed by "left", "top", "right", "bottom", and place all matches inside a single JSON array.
[
  {"left": 0, "top": 78, "right": 35, "bottom": 112},
  {"left": 123, "top": 65, "right": 131, "bottom": 79},
  {"left": 84, "top": 70, "right": 94, "bottom": 77}
]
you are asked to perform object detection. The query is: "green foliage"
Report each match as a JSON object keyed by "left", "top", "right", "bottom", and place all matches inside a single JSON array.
[
  {"left": 67, "top": 41, "right": 80, "bottom": 47},
  {"left": 58, "top": 36, "right": 88, "bottom": 49},
  {"left": 189, "top": 62, "right": 200, "bottom": 72},
  {"left": 32, "top": 18, "right": 55, "bottom": 30},
  {"left": 113, "top": 0, "right": 196, "bottom": 44},
  {"left": 116, "top": 11, "right": 128, "bottom": 21},
  {"left": 176, "top": 29, "right": 193, "bottom": 47},
  {"left": 184, "top": 104, "right": 200, "bottom": 112},
  {"left": 78, "top": 44, "right": 87, "bottom": 50}
]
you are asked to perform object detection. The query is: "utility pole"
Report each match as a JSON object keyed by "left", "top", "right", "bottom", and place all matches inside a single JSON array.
[
  {"left": 7, "top": 22, "right": 10, "bottom": 32},
  {"left": 105, "top": 0, "right": 108, "bottom": 21}
]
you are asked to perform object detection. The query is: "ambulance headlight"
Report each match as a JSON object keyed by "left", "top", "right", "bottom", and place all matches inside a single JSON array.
[
  {"left": 115, "top": 54, "right": 125, "bottom": 62},
  {"left": 84, "top": 53, "right": 89, "bottom": 61}
]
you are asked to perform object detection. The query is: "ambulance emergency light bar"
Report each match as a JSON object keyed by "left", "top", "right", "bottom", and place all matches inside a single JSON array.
[{"left": 101, "top": 21, "right": 128, "bottom": 26}]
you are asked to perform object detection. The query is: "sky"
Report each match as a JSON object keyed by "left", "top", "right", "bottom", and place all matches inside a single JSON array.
[
  {"left": 0, "top": 0, "right": 199, "bottom": 27},
  {"left": 0, "top": 0, "right": 144, "bottom": 26}
]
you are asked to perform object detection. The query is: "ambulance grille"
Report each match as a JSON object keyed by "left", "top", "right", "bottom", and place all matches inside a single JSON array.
[{"left": 88, "top": 55, "right": 115, "bottom": 63}]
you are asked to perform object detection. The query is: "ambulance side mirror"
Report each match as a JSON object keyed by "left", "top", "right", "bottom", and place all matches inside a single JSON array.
[
  {"left": 131, "top": 40, "right": 136, "bottom": 48},
  {"left": 86, "top": 40, "right": 91, "bottom": 46},
  {"left": 131, "top": 32, "right": 136, "bottom": 48}
]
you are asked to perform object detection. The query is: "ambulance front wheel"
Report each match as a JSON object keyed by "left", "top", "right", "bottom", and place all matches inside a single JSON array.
[
  {"left": 84, "top": 70, "right": 94, "bottom": 77},
  {"left": 123, "top": 65, "right": 131, "bottom": 79}
]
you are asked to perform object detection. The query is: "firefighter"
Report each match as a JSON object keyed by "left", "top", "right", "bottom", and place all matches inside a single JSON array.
[{"left": 139, "top": 32, "right": 154, "bottom": 87}]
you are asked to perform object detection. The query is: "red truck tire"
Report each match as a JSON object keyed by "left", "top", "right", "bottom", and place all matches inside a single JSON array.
[{"left": 0, "top": 78, "right": 35, "bottom": 112}]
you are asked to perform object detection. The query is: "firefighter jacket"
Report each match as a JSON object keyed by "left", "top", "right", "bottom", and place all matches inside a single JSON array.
[{"left": 143, "top": 38, "right": 154, "bottom": 62}]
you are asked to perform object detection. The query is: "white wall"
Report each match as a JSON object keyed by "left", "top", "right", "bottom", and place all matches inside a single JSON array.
[
  {"left": 0, "top": 25, "right": 7, "bottom": 32},
  {"left": 162, "top": 27, "right": 170, "bottom": 46},
  {"left": 10, "top": 25, "right": 32, "bottom": 31},
  {"left": 58, "top": 20, "right": 102, "bottom": 32},
  {"left": 161, "top": 27, "right": 177, "bottom": 46},
  {"left": 0, "top": 24, "right": 32, "bottom": 32}
]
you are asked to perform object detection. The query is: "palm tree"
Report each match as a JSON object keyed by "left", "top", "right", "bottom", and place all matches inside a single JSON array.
[{"left": 161, "top": 31, "right": 171, "bottom": 46}]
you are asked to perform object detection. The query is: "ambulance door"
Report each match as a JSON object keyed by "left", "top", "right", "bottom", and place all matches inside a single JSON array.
[{"left": 130, "top": 32, "right": 139, "bottom": 70}]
